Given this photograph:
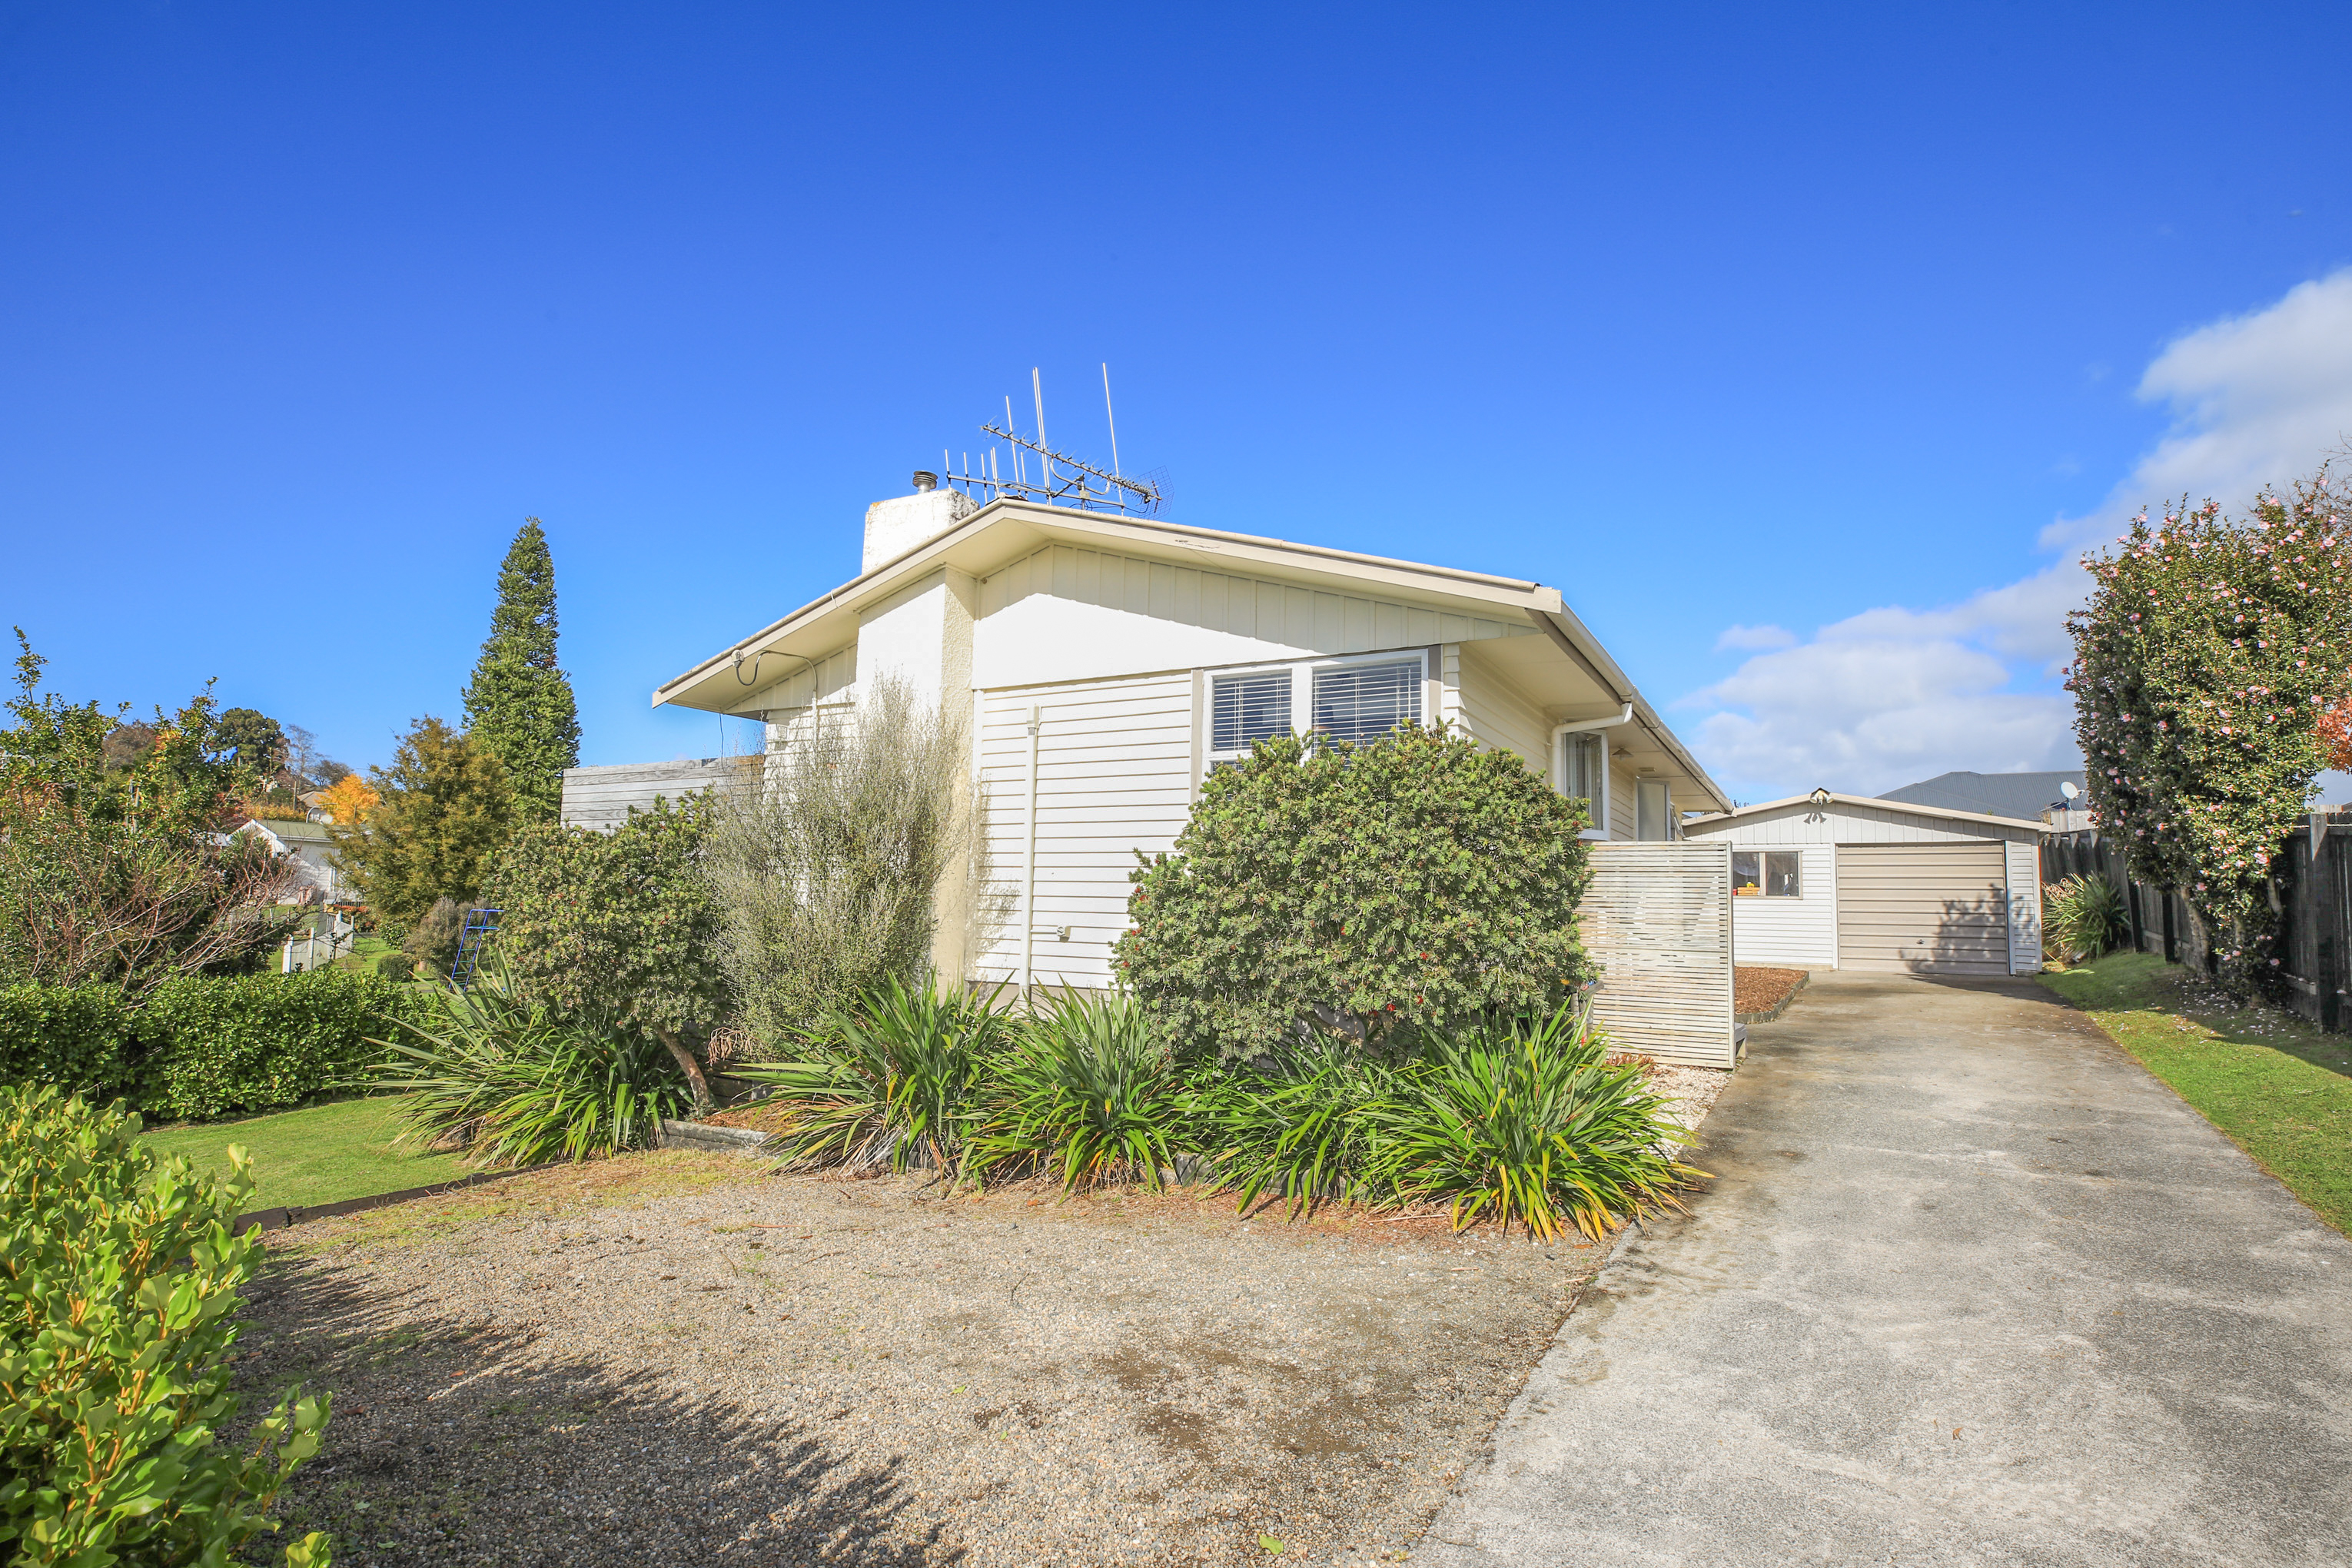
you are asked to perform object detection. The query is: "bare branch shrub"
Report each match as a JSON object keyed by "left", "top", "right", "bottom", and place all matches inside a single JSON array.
[{"left": 703, "top": 675, "right": 984, "bottom": 1045}]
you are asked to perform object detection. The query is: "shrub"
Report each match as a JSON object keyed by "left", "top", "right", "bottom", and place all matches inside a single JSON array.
[
  {"left": 0, "top": 971, "right": 407, "bottom": 1121},
  {"left": 703, "top": 674, "right": 994, "bottom": 1045},
  {"left": 0, "top": 1085, "right": 331, "bottom": 1567},
  {"left": 400, "top": 895, "right": 465, "bottom": 979},
  {"left": 964, "top": 992, "right": 1191, "bottom": 1193},
  {"left": 1362, "top": 1000, "right": 1696, "bottom": 1241},
  {"left": 1117, "top": 724, "right": 1593, "bottom": 1061},
  {"left": 486, "top": 794, "right": 729, "bottom": 1111},
  {"left": 135, "top": 969, "right": 414, "bottom": 1123},
  {"left": 376, "top": 961, "right": 692, "bottom": 1166},
  {"left": 2068, "top": 469, "right": 2352, "bottom": 991},
  {"left": 2045, "top": 874, "right": 2131, "bottom": 965},
  {"left": 736, "top": 976, "right": 1009, "bottom": 1174},
  {"left": 376, "top": 951, "right": 417, "bottom": 983},
  {"left": 0, "top": 983, "right": 137, "bottom": 1100}
]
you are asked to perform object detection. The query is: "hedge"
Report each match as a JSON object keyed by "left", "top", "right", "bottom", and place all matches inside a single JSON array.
[
  {"left": 0, "top": 970, "right": 421, "bottom": 1123},
  {"left": 0, "top": 1084, "right": 333, "bottom": 1566}
]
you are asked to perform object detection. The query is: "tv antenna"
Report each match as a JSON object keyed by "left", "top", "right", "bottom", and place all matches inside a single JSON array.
[{"left": 939, "top": 365, "right": 1166, "bottom": 517}]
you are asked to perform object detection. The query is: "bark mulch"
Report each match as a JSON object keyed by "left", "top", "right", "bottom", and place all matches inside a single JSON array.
[{"left": 1733, "top": 965, "right": 1808, "bottom": 1018}]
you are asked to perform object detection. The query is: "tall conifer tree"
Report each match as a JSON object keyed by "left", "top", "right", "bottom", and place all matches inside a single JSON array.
[{"left": 463, "top": 517, "right": 581, "bottom": 822}]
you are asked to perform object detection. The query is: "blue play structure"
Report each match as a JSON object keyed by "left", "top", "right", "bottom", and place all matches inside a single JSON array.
[{"left": 450, "top": 907, "right": 503, "bottom": 988}]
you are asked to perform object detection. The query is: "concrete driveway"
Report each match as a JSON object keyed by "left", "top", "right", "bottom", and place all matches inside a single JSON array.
[{"left": 1416, "top": 970, "right": 2352, "bottom": 1567}]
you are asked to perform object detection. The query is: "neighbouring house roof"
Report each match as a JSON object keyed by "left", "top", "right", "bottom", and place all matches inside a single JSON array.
[
  {"left": 1879, "top": 769, "right": 2085, "bottom": 823},
  {"left": 238, "top": 818, "right": 334, "bottom": 846},
  {"left": 1683, "top": 789, "right": 2051, "bottom": 835},
  {"left": 653, "top": 496, "right": 1731, "bottom": 810}
]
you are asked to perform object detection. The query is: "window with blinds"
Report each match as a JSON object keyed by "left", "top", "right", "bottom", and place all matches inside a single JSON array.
[
  {"left": 1310, "top": 659, "right": 1422, "bottom": 745},
  {"left": 1210, "top": 671, "right": 1292, "bottom": 754}
]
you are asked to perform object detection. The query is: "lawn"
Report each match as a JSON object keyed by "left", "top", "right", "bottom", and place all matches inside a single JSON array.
[
  {"left": 2041, "top": 950, "right": 2352, "bottom": 1235},
  {"left": 139, "top": 1095, "right": 468, "bottom": 1211}
]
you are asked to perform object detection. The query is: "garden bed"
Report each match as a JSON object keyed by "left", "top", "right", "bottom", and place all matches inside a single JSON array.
[
  {"left": 1732, "top": 965, "right": 1807, "bottom": 1022},
  {"left": 234, "top": 1149, "right": 1668, "bottom": 1566}
]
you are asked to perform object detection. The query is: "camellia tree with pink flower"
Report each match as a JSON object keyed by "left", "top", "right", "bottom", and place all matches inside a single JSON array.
[{"left": 2065, "top": 467, "right": 2352, "bottom": 992}]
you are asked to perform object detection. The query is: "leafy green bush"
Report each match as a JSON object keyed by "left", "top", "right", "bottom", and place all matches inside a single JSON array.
[
  {"left": 965, "top": 992, "right": 1191, "bottom": 1193},
  {"left": 486, "top": 793, "right": 729, "bottom": 1111},
  {"left": 376, "top": 962, "right": 692, "bottom": 1166},
  {"left": 400, "top": 896, "right": 465, "bottom": 980},
  {"left": 0, "top": 1084, "right": 331, "bottom": 1567},
  {"left": 736, "top": 976, "right": 1009, "bottom": 1174},
  {"left": 135, "top": 969, "right": 414, "bottom": 1123},
  {"left": 2045, "top": 874, "right": 2131, "bottom": 965},
  {"left": 0, "top": 971, "right": 407, "bottom": 1122},
  {"left": 1117, "top": 725, "right": 1593, "bottom": 1061},
  {"left": 0, "top": 983, "right": 136, "bottom": 1100},
  {"left": 376, "top": 951, "right": 417, "bottom": 983},
  {"left": 1363, "top": 1000, "right": 1696, "bottom": 1241}
]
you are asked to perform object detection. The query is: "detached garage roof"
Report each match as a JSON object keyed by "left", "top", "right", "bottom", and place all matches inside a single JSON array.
[{"left": 1684, "top": 789, "right": 2049, "bottom": 835}]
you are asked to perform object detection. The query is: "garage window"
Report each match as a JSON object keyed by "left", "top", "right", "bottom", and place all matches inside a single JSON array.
[{"left": 1732, "top": 849, "right": 1802, "bottom": 898}]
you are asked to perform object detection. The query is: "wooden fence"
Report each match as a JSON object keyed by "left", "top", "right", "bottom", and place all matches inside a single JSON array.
[
  {"left": 2043, "top": 812, "right": 2352, "bottom": 1031},
  {"left": 558, "top": 756, "right": 759, "bottom": 832}
]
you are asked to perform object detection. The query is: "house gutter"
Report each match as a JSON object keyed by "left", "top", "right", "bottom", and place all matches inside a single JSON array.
[{"left": 1526, "top": 609, "right": 1731, "bottom": 812}]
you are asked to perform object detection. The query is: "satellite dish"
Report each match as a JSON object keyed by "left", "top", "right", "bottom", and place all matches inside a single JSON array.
[{"left": 2061, "top": 781, "right": 2080, "bottom": 801}]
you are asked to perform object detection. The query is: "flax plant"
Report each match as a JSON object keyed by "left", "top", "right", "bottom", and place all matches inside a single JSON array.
[
  {"left": 735, "top": 975, "right": 1010, "bottom": 1174},
  {"left": 374, "top": 959, "right": 691, "bottom": 1165},
  {"left": 1364, "top": 1000, "right": 1699, "bottom": 1241},
  {"left": 964, "top": 991, "right": 1191, "bottom": 1193}
]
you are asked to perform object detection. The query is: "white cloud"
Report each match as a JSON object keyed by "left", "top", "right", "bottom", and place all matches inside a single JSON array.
[
  {"left": 1686, "top": 271, "right": 2352, "bottom": 802},
  {"left": 1714, "top": 623, "right": 1797, "bottom": 652},
  {"left": 2042, "top": 268, "right": 2352, "bottom": 551}
]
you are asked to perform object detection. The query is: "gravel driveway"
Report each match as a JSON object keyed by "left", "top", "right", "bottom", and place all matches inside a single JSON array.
[{"left": 234, "top": 1071, "right": 1728, "bottom": 1568}]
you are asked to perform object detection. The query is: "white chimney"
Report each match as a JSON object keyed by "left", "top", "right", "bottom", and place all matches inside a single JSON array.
[{"left": 863, "top": 470, "right": 978, "bottom": 573}]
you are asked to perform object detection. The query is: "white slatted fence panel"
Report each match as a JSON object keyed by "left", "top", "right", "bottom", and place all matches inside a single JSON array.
[{"left": 1580, "top": 841, "right": 1736, "bottom": 1068}]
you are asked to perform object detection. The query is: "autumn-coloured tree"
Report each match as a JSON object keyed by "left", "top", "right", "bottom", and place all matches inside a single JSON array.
[
  {"left": 2317, "top": 699, "right": 2352, "bottom": 773},
  {"left": 2066, "top": 469, "right": 2352, "bottom": 992},
  {"left": 316, "top": 774, "right": 380, "bottom": 826}
]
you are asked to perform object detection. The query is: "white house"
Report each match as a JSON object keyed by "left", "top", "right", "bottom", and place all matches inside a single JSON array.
[
  {"left": 1681, "top": 791, "right": 2045, "bottom": 976},
  {"left": 233, "top": 817, "right": 345, "bottom": 902},
  {"left": 646, "top": 473, "right": 1732, "bottom": 994}
]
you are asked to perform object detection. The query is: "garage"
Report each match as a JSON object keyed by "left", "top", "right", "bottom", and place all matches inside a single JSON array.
[
  {"left": 1834, "top": 841, "right": 2010, "bottom": 975},
  {"left": 1679, "top": 790, "right": 2045, "bottom": 975}
]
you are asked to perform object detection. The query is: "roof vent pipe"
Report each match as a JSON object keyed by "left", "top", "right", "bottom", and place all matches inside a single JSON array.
[{"left": 911, "top": 470, "right": 938, "bottom": 493}]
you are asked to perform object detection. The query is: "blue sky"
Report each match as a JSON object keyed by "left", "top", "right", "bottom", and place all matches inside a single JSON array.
[{"left": 5, "top": 2, "right": 2351, "bottom": 802}]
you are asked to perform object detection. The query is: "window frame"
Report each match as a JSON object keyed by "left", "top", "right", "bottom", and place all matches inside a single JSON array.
[
  {"left": 1201, "top": 648, "right": 1434, "bottom": 775},
  {"left": 1732, "top": 848, "right": 1804, "bottom": 899},
  {"left": 1551, "top": 725, "right": 1611, "bottom": 840}
]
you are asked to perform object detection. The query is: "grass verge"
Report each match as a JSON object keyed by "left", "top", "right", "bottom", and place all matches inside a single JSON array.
[
  {"left": 139, "top": 1095, "right": 467, "bottom": 1211},
  {"left": 2041, "top": 950, "right": 2352, "bottom": 1235}
]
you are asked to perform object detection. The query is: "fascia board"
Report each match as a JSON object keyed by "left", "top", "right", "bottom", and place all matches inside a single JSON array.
[
  {"left": 654, "top": 500, "right": 1570, "bottom": 711},
  {"left": 1529, "top": 608, "right": 1731, "bottom": 812},
  {"left": 1682, "top": 791, "right": 2053, "bottom": 834}
]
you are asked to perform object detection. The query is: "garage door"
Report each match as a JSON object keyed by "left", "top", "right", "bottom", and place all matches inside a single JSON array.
[{"left": 1835, "top": 842, "right": 2010, "bottom": 975}]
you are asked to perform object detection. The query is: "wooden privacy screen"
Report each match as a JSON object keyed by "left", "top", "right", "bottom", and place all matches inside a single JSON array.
[{"left": 1579, "top": 841, "right": 1736, "bottom": 1069}]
